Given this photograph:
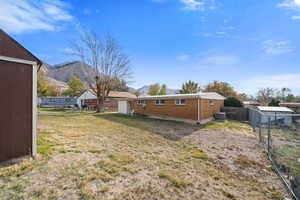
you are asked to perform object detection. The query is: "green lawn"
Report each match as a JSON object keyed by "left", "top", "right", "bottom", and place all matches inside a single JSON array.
[{"left": 0, "top": 108, "right": 285, "bottom": 200}]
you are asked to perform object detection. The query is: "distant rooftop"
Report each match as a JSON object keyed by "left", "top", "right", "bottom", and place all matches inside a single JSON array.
[
  {"left": 257, "top": 106, "right": 294, "bottom": 112},
  {"left": 86, "top": 89, "right": 136, "bottom": 98},
  {"left": 279, "top": 102, "right": 300, "bottom": 105},
  {"left": 136, "top": 92, "right": 225, "bottom": 100},
  {"left": 243, "top": 101, "right": 260, "bottom": 105}
]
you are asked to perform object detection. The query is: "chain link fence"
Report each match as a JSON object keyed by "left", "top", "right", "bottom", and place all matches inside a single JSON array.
[{"left": 249, "top": 109, "right": 300, "bottom": 200}]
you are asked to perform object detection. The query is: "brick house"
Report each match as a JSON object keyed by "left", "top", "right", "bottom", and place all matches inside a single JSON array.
[
  {"left": 129, "top": 92, "right": 225, "bottom": 124},
  {"left": 77, "top": 89, "right": 136, "bottom": 112}
]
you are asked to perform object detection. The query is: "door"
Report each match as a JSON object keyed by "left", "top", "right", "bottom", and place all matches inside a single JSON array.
[{"left": 0, "top": 60, "right": 33, "bottom": 162}]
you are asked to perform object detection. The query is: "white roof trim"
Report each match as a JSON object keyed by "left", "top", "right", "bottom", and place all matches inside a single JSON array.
[
  {"left": 135, "top": 92, "right": 225, "bottom": 100},
  {"left": 257, "top": 106, "right": 294, "bottom": 112},
  {"left": 0, "top": 55, "right": 37, "bottom": 65}
]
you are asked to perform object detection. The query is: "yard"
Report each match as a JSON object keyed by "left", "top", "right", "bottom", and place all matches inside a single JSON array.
[{"left": 0, "top": 108, "right": 286, "bottom": 200}]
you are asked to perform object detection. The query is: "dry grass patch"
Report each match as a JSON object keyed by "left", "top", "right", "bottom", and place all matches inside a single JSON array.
[
  {"left": 108, "top": 152, "right": 135, "bottom": 164},
  {"left": 202, "top": 121, "right": 252, "bottom": 132},
  {"left": 158, "top": 169, "right": 192, "bottom": 188},
  {"left": 185, "top": 146, "right": 209, "bottom": 159},
  {"left": 234, "top": 154, "right": 264, "bottom": 169},
  {"left": 0, "top": 109, "right": 287, "bottom": 200}
]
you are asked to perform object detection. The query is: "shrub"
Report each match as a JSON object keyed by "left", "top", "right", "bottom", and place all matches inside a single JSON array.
[
  {"left": 268, "top": 99, "right": 280, "bottom": 107},
  {"left": 224, "top": 97, "right": 243, "bottom": 107}
]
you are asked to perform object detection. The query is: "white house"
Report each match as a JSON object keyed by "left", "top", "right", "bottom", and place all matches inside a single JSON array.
[{"left": 77, "top": 89, "right": 97, "bottom": 109}]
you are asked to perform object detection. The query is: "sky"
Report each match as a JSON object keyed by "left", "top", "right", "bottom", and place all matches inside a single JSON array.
[{"left": 0, "top": 0, "right": 300, "bottom": 95}]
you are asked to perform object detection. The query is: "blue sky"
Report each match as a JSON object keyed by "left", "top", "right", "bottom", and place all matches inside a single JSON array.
[{"left": 1, "top": 0, "right": 300, "bottom": 94}]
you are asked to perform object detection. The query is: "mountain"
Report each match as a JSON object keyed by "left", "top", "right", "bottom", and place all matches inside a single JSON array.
[
  {"left": 45, "top": 61, "right": 96, "bottom": 86},
  {"left": 137, "top": 85, "right": 179, "bottom": 95}
]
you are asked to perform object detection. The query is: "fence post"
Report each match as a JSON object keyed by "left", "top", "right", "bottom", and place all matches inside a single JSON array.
[
  {"left": 259, "top": 122, "right": 262, "bottom": 143},
  {"left": 267, "top": 116, "right": 271, "bottom": 159}
]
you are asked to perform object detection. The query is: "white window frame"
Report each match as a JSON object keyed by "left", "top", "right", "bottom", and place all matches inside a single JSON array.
[
  {"left": 175, "top": 99, "right": 186, "bottom": 105},
  {"left": 138, "top": 100, "right": 146, "bottom": 105},
  {"left": 155, "top": 99, "right": 165, "bottom": 105}
]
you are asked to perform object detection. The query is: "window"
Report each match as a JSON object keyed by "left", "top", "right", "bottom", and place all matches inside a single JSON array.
[
  {"left": 138, "top": 100, "right": 146, "bottom": 105},
  {"left": 155, "top": 100, "right": 165, "bottom": 105},
  {"left": 175, "top": 99, "right": 186, "bottom": 105},
  {"left": 209, "top": 100, "right": 215, "bottom": 106}
]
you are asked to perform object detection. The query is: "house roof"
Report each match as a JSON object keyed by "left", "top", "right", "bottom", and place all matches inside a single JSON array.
[
  {"left": 79, "top": 89, "right": 136, "bottom": 99},
  {"left": 135, "top": 92, "right": 225, "bottom": 100},
  {"left": 279, "top": 102, "right": 300, "bottom": 106},
  {"left": 108, "top": 91, "right": 136, "bottom": 98},
  {"left": 257, "top": 106, "right": 294, "bottom": 112}
]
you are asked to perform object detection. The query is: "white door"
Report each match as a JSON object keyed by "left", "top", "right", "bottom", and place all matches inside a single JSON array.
[{"left": 118, "top": 101, "right": 129, "bottom": 114}]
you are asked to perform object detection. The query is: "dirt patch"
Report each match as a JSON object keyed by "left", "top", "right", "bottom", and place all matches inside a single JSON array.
[{"left": 182, "top": 128, "right": 285, "bottom": 197}]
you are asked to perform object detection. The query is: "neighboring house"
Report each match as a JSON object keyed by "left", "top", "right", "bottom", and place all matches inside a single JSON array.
[
  {"left": 123, "top": 92, "right": 225, "bottom": 124},
  {"left": 257, "top": 106, "right": 294, "bottom": 126},
  {"left": 39, "top": 97, "right": 77, "bottom": 108},
  {"left": 77, "top": 89, "right": 136, "bottom": 112},
  {"left": 279, "top": 102, "right": 300, "bottom": 113},
  {"left": 243, "top": 101, "right": 260, "bottom": 108},
  {"left": 0, "top": 29, "right": 42, "bottom": 163}
]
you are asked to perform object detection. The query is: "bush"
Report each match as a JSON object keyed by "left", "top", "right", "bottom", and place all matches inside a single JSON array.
[
  {"left": 268, "top": 99, "right": 280, "bottom": 107},
  {"left": 224, "top": 97, "right": 243, "bottom": 107}
]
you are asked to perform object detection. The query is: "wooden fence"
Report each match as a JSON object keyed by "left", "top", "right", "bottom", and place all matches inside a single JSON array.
[{"left": 221, "top": 107, "right": 249, "bottom": 121}]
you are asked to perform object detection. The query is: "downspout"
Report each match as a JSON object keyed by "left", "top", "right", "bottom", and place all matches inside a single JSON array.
[{"left": 197, "top": 97, "right": 201, "bottom": 124}]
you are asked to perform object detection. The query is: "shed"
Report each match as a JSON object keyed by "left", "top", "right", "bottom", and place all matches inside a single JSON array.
[
  {"left": 0, "top": 29, "right": 41, "bottom": 163},
  {"left": 257, "top": 106, "right": 294, "bottom": 126}
]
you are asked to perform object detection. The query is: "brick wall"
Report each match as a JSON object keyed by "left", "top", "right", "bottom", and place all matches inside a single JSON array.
[
  {"left": 83, "top": 98, "right": 118, "bottom": 112},
  {"left": 131, "top": 98, "right": 224, "bottom": 121}
]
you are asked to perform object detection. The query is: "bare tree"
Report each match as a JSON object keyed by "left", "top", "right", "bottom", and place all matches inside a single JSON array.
[
  {"left": 256, "top": 88, "right": 275, "bottom": 105},
  {"left": 70, "top": 30, "right": 132, "bottom": 112}
]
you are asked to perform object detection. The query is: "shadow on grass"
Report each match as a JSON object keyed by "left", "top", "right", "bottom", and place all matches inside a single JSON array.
[
  {"left": 94, "top": 113, "right": 201, "bottom": 141},
  {"left": 38, "top": 108, "right": 96, "bottom": 118}
]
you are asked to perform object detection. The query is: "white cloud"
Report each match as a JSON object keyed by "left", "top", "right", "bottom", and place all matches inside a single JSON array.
[
  {"left": 278, "top": 0, "right": 300, "bottom": 9},
  {"left": 292, "top": 15, "right": 300, "bottom": 19},
  {"left": 202, "top": 55, "right": 239, "bottom": 66},
  {"left": 63, "top": 48, "right": 76, "bottom": 54},
  {"left": 199, "top": 31, "right": 228, "bottom": 38},
  {"left": 0, "top": 0, "right": 73, "bottom": 34},
  {"left": 278, "top": 0, "right": 300, "bottom": 19},
  {"left": 176, "top": 54, "right": 190, "bottom": 61},
  {"left": 181, "top": 0, "right": 206, "bottom": 11},
  {"left": 238, "top": 74, "right": 300, "bottom": 94},
  {"left": 262, "top": 40, "right": 294, "bottom": 55}
]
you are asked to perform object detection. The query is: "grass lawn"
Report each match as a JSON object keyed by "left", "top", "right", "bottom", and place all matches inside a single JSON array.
[{"left": 0, "top": 108, "right": 285, "bottom": 200}]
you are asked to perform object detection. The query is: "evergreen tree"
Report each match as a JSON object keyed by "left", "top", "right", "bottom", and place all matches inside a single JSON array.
[{"left": 180, "top": 80, "right": 199, "bottom": 94}]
